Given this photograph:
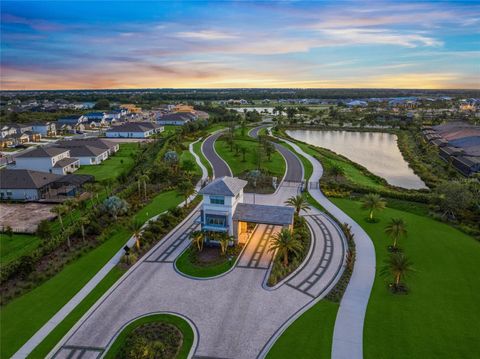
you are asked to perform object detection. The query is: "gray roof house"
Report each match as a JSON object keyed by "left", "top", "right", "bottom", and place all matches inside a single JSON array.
[
  {"left": 14, "top": 147, "right": 80, "bottom": 175},
  {"left": 105, "top": 122, "right": 163, "bottom": 138}
]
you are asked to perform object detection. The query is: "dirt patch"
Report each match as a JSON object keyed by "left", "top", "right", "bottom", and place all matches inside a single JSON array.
[{"left": 0, "top": 203, "right": 56, "bottom": 233}]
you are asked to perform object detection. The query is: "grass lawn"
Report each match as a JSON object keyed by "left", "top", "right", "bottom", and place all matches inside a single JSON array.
[
  {"left": 0, "top": 233, "right": 41, "bottom": 266},
  {"left": 103, "top": 314, "right": 194, "bottom": 359},
  {"left": 215, "top": 137, "right": 285, "bottom": 178},
  {"left": 76, "top": 143, "right": 140, "bottom": 182},
  {"left": 134, "top": 190, "right": 182, "bottom": 223},
  {"left": 331, "top": 197, "right": 480, "bottom": 359},
  {"left": 267, "top": 300, "right": 339, "bottom": 359},
  {"left": 0, "top": 226, "right": 130, "bottom": 358},
  {"left": 162, "top": 125, "right": 180, "bottom": 136},
  {"left": 192, "top": 140, "right": 212, "bottom": 177},
  {"left": 28, "top": 267, "right": 125, "bottom": 358},
  {"left": 180, "top": 145, "right": 202, "bottom": 177},
  {"left": 175, "top": 247, "right": 235, "bottom": 278}
]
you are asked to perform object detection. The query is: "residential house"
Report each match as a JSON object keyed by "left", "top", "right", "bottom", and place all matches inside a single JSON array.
[
  {"left": 157, "top": 112, "right": 197, "bottom": 125},
  {"left": 13, "top": 147, "right": 80, "bottom": 175},
  {"left": 57, "top": 115, "right": 83, "bottom": 128},
  {"left": 31, "top": 122, "right": 57, "bottom": 136},
  {"left": 56, "top": 138, "right": 119, "bottom": 156},
  {"left": 452, "top": 156, "right": 480, "bottom": 176},
  {"left": 0, "top": 169, "right": 93, "bottom": 201},
  {"left": 105, "top": 122, "right": 163, "bottom": 138},
  {"left": 0, "top": 125, "right": 17, "bottom": 139}
]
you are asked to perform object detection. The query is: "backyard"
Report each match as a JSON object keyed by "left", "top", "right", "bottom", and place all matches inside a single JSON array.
[{"left": 76, "top": 143, "right": 141, "bottom": 181}]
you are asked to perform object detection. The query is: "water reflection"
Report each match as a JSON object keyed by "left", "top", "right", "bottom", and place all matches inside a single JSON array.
[{"left": 287, "top": 129, "right": 427, "bottom": 190}]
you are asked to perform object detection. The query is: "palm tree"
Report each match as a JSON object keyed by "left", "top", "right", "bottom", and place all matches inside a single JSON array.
[
  {"left": 51, "top": 205, "right": 66, "bottom": 230},
  {"left": 381, "top": 253, "right": 415, "bottom": 291},
  {"left": 218, "top": 232, "right": 234, "bottom": 256},
  {"left": 190, "top": 230, "right": 204, "bottom": 252},
  {"left": 268, "top": 228, "right": 303, "bottom": 267},
  {"left": 178, "top": 181, "right": 196, "bottom": 205},
  {"left": 79, "top": 215, "right": 90, "bottom": 244},
  {"left": 139, "top": 174, "right": 149, "bottom": 200},
  {"left": 361, "top": 193, "right": 386, "bottom": 221},
  {"left": 130, "top": 219, "right": 143, "bottom": 250},
  {"left": 384, "top": 218, "right": 407, "bottom": 249},
  {"left": 285, "top": 195, "right": 311, "bottom": 216},
  {"left": 240, "top": 147, "right": 247, "bottom": 162}
]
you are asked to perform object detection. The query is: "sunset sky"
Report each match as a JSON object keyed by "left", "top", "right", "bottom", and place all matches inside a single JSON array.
[{"left": 1, "top": 1, "right": 479, "bottom": 90}]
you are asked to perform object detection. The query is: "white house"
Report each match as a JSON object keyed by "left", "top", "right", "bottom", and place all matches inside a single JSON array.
[
  {"left": 30, "top": 122, "right": 57, "bottom": 136},
  {"left": 106, "top": 122, "right": 163, "bottom": 138},
  {"left": 0, "top": 169, "right": 62, "bottom": 201},
  {"left": 198, "top": 176, "right": 294, "bottom": 245},
  {"left": 13, "top": 147, "right": 80, "bottom": 175},
  {"left": 157, "top": 112, "right": 197, "bottom": 126}
]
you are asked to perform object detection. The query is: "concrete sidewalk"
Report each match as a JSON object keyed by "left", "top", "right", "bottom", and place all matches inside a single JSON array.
[{"left": 284, "top": 139, "right": 376, "bottom": 359}]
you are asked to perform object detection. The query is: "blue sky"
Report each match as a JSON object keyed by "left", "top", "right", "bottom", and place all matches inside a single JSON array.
[{"left": 1, "top": 1, "right": 479, "bottom": 89}]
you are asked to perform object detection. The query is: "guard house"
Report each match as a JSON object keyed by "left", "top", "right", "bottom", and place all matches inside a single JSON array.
[{"left": 198, "top": 176, "right": 294, "bottom": 245}]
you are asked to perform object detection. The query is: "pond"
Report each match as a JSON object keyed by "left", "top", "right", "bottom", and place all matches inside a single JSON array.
[{"left": 286, "top": 129, "right": 427, "bottom": 189}]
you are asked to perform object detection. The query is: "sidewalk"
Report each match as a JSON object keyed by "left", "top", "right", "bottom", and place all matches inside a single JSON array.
[{"left": 283, "top": 139, "right": 376, "bottom": 359}]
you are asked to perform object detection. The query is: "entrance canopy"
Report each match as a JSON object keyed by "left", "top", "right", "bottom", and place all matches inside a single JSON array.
[{"left": 233, "top": 203, "right": 294, "bottom": 227}]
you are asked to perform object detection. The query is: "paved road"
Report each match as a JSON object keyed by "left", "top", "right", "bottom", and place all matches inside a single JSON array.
[
  {"left": 49, "top": 132, "right": 346, "bottom": 359},
  {"left": 202, "top": 132, "right": 232, "bottom": 178}
]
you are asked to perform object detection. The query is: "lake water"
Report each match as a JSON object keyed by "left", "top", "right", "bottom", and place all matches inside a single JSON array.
[{"left": 286, "top": 129, "right": 427, "bottom": 189}]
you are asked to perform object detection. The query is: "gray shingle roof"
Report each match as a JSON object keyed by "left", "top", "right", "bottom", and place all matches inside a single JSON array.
[
  {"left": 233, "top": 203, "right": 294, "bottom": 226},
  {"left": 106, "top": 122, "right": 159, "bottom": 133},
  {"left": 56, "top": 138, "right": 117, "bottom": 151},
  {"left": 0, "top": 169, "right": 61, "bottom": 189},
  {"left": 16, "top": 146, "right": 69, "bottom": 158},
  {"left": 199, "top": 176, "right": 247, "bottom": 196},
  {"left": 53, "top": 157, "right": 79, "bottom": 168}
]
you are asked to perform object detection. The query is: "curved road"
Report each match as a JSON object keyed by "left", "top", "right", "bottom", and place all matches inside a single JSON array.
[
  {"left": 49, "top": 127, "right": 346, "bottom": 359},
  {"left": 202, "top": 131, "right": 232, "bottom": 178}
]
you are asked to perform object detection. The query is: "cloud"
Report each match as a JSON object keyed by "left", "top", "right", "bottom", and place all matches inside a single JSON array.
[
  {"left": 1, "top": 13, "right": 65, "bottom": 32},
  {"left": 174, "top": 30, "right": 239, "bottom": 40}
]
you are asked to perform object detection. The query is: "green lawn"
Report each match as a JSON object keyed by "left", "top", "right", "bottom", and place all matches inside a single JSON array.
[
  {"left": 192, "top": 140, "right": 212, "bottom": 177},
  {"left": 331, "top": 198, "right": 480, "bottom": 359},
  {"left": 267, "top": 300, "right": 339, "bottom": 359},
  {"left": 103, "top": 314, "right": 194, "bottom": 359},
  {"left": 175, "top": 246, "right": 235, "bottom": 278},
  {"left": 0, "top": 226, "right": 130, "bottom": 358},
  {"left": 28, "top": 267, "right": 125, "bottom": 358},
  {"left": 134, "top": 190, "right": 182, "bottom": 223},
  {"left": 0, "top": 233, "right": 41, "bottom": 265},
  {"left": 76, "top": 143, "right": 140, "bottom": 182},
  {"left": 215, "top": 137, "right": 285, "bottom": 178},
  {"left": 180, "top": 145, "right": 202, "bottom": 177}
]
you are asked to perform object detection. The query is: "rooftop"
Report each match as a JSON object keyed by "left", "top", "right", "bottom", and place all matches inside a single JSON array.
[
  {"left": 0, "top": 169, "right": 62, "bottom": 189},
  {"left": 199, "top": 176, "right": 247, "bottom": 197},
  {"left": 233, "top": 203, "right": 295, "bottom": 226},
  {"left": 106, "top": 122, "right": 160, "bottom": 133},
  {"left": 16, "top": 146, "right": 69, "bottom": 158},
  {"left": 53, "top": 157, "right": 79, "bottom": 168}
]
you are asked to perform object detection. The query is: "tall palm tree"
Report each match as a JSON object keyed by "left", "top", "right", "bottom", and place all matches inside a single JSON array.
[
  {"left": 139, "top": 174, "right": 149, "bottom": 200},
  {"left": 381, "top": 253, "right": 415, "bottom": 290},
  {"left": 130, "top": 219, "right": 143, "bottom": 250},
  {"left": 79, "top": 215, "right": 90, "bottom": 244},
  {"left": 217, "top": 232, "right": 234, "bottom": 256},
  {"left": 51, "top": 205, "right": 66, "bottom": 230},
  {"left": 179, "top": 181, "right": 196, "bottom": 205},
  {"left": 285, "top": 195, "right": 311, "bottom": 216},
  {"left": 361, "top": 193, "right": 386, "bottom": 220},
  {"left": 190, "top": 230, "right": 204, "bottom": 252},
  {"left": 268, "top": 228, "right": 303, "bottom": 267},
  {"left": 384, "top": 218, "right": 407, "bottom": 249}
]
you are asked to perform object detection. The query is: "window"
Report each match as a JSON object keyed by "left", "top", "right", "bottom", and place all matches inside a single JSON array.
[
  {"left": 210, "top": 196, "right": 225, "bottom": 205},
  {"left": 206, "top": 215, "right": 226, "bottom": 227}
]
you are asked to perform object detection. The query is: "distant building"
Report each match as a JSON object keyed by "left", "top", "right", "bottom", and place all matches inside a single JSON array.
[
  {"left": 13, "top": 147, "right": 79, "bottom": 175},
  {"left": 57, "top": 115, "right": 83, "bottom": 126},
  {"left": 105, "top": 122, "right": 163, "bottom": 138},
  {"left": 31, "top": 122, "right": 57, "bottom": 137},
  {"left": 157, "top": 112, "right": 198, "bottom": 125}
]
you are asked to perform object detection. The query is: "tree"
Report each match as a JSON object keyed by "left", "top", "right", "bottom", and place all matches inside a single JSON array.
[
  {"left": 130, "top": 219, "right": 143, "bottom": 250},
  {"left": 269, "top": 228, "right": 303, "bottom": 267},
  {"left": 285, "top": 195, "right": 311, "bottom": 216},
  {"left": 51, "top": 205, "right": 66, "bottom": 230},
  {"left": 384, "top": 218, "right": 407, "bottom": 249},
  {"left": 241, "top": 121, "right": 246, "bottom": 137},
  {"left": 240, "top": 147, "right": 247, "bottom": 162},
  {"left": 164, "top": 150, "right": 179, "bottom": 173},
  {"left": 435, "top": 181, "right": 474, "bottom": 219},
  {"left": 36, "top": 220, "right": 52, "bottom": 240},
  {"left": 264, "top": 142, "right": 275, "bottom": 161},
  {"left": 286, "top": 107, "right": 297, "bottom": 122},
  {"left": 93, "top": 99, "right": 110, "bottom": 110},
  {"left": 178, "top": 181, "right": 196, "bottom": 205},
  {"left": 361, "top": 193, "right": 386, "bottom": 221},
  {"left": 217, "top": 232, "right": 234, "bottom": 256},
  {"left": 381, "top": 253, "right": 415, "bottom": 292},
  {"left": 78, "top": 216, "right": 90, "bottom": 243},
  {"left": 190, "top": 230, "right": 204, "bottom": 252},
  {"left": 139, "top": 174, "right": 149, "bottom": 200},
  {"left": 330, "top": 164, "right": 345, "bottom": 181},
  {"left": 102, "top": 196, "right": 129, "bottom": 220},
  {"left": 181, "top": 159, "right": 196, "bottom": 176}
]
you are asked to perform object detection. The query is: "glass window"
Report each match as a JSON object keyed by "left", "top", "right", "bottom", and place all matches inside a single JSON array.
[{"left": 210, "top": 196, "right": 225, "bottom": 205}]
